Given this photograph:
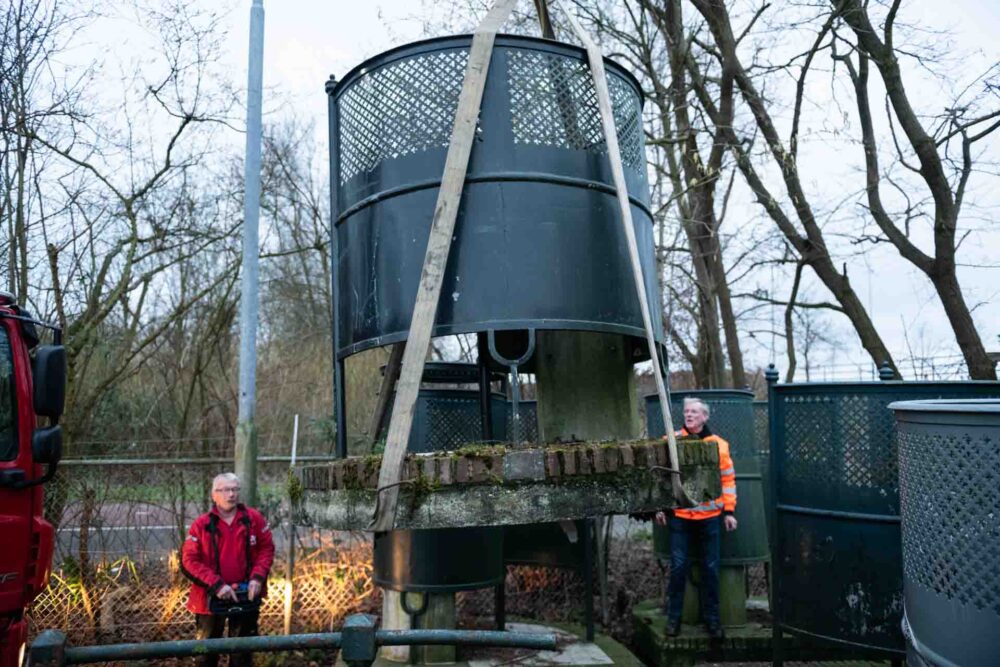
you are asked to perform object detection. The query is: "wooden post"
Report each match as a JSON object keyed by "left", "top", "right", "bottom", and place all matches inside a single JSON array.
[{"left": 379, "top": 591, "right": 457, "bottom": 664}]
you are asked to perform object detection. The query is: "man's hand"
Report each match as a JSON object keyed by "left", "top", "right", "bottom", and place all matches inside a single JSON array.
[
  {"left": 723, "top": 515, "right": 738, "bottom": 532},
  {"left": 654, "top": 511, "right": 668, "bottom": 526},
  {"left": 216, "top": 584, "right": 239, "bottom": 602},
  {"left": 247, "top": 579, "right": 262, "bottom": 601}
]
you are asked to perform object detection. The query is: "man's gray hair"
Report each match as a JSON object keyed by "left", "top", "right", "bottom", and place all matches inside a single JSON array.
[
  {"left": 683, "top": 397, "right": 710, "bottom": 418},
  {"left": 211, "top": 472, "right": 241, "bottom": 493}
]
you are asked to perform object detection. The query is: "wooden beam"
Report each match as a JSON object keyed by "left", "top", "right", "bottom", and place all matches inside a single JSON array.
[
  {"left": 371, "top": 0, "right": 520, "bottom": 532},
  {"left": 366, "top": 343, "right": 404, "bottom": 451}
]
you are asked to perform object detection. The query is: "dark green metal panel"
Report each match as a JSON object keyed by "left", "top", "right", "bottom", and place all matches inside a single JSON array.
[
  {"left": 646, "top": 390, "right": 769, "bottom": 565},
  {"left": 892, "top": 399, "right": 1000, "bottom": 667},
  {"left": 410, "top": 389, "right": 508, "bottom": 452},
  {"left": 769, "top": 381, "right": 1000, "bottom": 657},
  {"left": 753, "top": 400, "right": 772, "bottom": 538}
]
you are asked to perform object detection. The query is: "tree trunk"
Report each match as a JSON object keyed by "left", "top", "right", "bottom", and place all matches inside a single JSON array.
[
  {"left": 931, "top": 267, "right": 997, "bottom": 379},
  {"left": 683, "top": 0, "right": 898, "bottom": 376},
  {"left": 708, "top": 237, "right": 746, "bottom": 387}
]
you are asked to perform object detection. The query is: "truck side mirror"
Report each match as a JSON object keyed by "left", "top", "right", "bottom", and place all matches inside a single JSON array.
[
  {"left": 33, "top": 345, "right": 66, "bottom": 420},
  {"left": 32, "top": 425, "right": 62, "bottom": 465}
]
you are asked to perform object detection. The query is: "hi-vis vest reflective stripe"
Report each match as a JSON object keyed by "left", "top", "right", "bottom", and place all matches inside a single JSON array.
[{"left": 673, "top": 430, "right": 737, "bottom": 521}]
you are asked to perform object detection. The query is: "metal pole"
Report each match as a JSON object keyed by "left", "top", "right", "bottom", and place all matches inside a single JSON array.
[
  {"left": 326, "top": 73, "right": 346, "bottom": 459},
  {"left": 235, "top": 0, "right": 265, "bottom": 505},
  {"left": 284, "top": 414, "right": 299, "bottom": 635},
  {"left": 764, "top": 364, "right": 782, "bottom": 667}
]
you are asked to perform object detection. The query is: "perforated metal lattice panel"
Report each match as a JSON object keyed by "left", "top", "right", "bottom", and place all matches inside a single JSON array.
[
  {"left": 898, "top": 426, "right": 1000, "bottom": 615},
  {"left": 507, "top": 49, "right": 642, "bottom": 168},
  {"left": 338, "top": 49, "right": 469, "bottom": 184},
  {"left": 780, "top": 392, "right": 898, "bottom": 501},
  {"left": 424, "top": 396, "right": 485, "bottom": 451},
  {"left": 753, "top": 401, "right": 769, "bottom": 458}
]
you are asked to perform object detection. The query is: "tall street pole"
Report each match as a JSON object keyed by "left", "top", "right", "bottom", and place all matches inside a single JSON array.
[{"left": 236, "top": 0, "right": 264, "bottom": 505}]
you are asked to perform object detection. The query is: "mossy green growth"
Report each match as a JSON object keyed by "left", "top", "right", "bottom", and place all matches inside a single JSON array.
[
  {"left": 285, "top": 469, "right": 305, "bottom": 506},
  {"left": 450, "top": 443, "right": 507, "bottom": 459},
  {"left": 404, "top": 467, "right": 441, "bottom": 512}
]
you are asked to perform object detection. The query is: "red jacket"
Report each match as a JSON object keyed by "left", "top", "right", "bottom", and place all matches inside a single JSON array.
[{"left": 181, "top": 504, "right": 275, "bottom": 614}]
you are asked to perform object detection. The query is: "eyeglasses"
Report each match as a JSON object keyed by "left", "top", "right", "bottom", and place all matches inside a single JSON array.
[{"left": 215, "top": 487, "right": 241, "bottom": 494}]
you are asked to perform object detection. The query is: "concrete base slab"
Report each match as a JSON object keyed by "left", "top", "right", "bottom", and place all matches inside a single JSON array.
[{"left": 632, "top": 599, "right": 898, "bottom": 666}]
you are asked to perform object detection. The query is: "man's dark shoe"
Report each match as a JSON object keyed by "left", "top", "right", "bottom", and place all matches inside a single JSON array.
[
  {"left": 665, "top": 618, "right": 681, "bottom": 637},
  {"left": 706, "top": 622, "right": 724, "bottom": 640}
]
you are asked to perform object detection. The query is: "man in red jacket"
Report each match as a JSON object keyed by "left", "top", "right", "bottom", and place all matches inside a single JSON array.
[{"left": 181, "top": 472, "right": 275, "bottom": 667}]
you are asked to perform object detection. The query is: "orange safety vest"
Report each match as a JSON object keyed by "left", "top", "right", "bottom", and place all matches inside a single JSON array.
[{"left": 673, "top": 428, "right": 737, "bottom": 521}]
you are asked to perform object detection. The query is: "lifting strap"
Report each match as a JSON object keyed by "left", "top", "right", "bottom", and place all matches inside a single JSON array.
[
  {"left": 554, "top": 0, "right": 692, "bottom": 507},
  {"left": 370, "top": 0, "right": 520, "bottom": 532}
]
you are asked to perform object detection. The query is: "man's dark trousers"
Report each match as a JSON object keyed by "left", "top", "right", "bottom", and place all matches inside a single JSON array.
[
  {"left": 665, "top": 515, "right": 722, "bottom": 625},
  {"left": 194, "top": 611, "right": 259, "bottom": 667}
]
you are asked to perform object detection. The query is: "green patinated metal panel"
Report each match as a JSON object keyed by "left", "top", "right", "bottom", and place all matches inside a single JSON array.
[
  {"left": 769, "top": 380, "right": 1000, "bottom": 658},
  {"left": 892, "top": 399, "right": 1000, "bottom": 667}
]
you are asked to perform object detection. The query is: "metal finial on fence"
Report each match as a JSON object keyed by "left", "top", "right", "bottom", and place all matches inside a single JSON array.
[
  {"left": 765, "top": 364, "right": 779, "bottom": 384},
  {"left": 878, "top": 361, "right": 896, "bottom": 381}
]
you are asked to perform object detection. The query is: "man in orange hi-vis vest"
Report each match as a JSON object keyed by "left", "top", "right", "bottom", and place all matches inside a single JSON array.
[{"left": 655, "top": 397, "right": 738, "bottom": 639}]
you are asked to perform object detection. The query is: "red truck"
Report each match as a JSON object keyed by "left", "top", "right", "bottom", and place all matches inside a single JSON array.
[{"left": 0, "top": 292, "right": 65, "bottom": 667}]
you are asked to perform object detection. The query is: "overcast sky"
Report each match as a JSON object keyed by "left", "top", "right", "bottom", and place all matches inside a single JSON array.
[{"left": 94, "top": 0, "right": 999, "bottom": 380}]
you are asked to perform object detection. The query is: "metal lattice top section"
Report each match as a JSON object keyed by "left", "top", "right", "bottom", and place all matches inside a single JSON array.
[
  {"left": 335, "top": 40, "right": 645, "bottom": 185},
  {"left": 506, "top": 50, "right": 642, "bottom": 168},
  {"left": 339, "top": 49, "right": 470, "bottom": 184},
  {"left": 424, "top": 395, "right": 485, "bottom": 451},
  {"left": 773, "top": 383, "right": 1000, "bottom": 514},
  {"left": 898, "top": 425, "right": 999, "bottom": 615}
]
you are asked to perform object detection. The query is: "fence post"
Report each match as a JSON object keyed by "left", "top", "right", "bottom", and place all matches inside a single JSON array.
[
  {"left": 28, "top": 630, "right": 67, "bottom": 667},
  {"left": 284, "top": 415, "right": 299, "bottom": 635},
  {"left": 341, "top": 614, "right": 377, "bottom": 667}
]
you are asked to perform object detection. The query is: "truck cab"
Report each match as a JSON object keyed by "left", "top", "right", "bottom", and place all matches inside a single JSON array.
[{"left": 0, "top": 293, "right": 65, "bottom": 666}]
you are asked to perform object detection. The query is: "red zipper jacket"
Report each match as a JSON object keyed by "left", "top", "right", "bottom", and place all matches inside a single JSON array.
[{"left": 181, "top": 503, "right": 275, "bottom": 614}]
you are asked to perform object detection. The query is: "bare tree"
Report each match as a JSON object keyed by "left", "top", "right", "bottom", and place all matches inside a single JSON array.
[
  {"left": 830, "top": 0, "right": 998, "bottom": 379},
  {"left": 5, "top": 1, "right": 242, "bottom": 446},
  {"left": 680, "top": 0, "right": 899, "bottom": 376}
]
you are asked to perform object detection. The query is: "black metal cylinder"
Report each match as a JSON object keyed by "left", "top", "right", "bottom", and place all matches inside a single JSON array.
[
  {"left": 329, "top": 35, "right": 662, "bottom": 361},
  {"left": 374, "top": 527, "right": 505, "bottom": 593},
  {"left": 891, "top": 399, "right": 1000, "bottom": 667}
]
